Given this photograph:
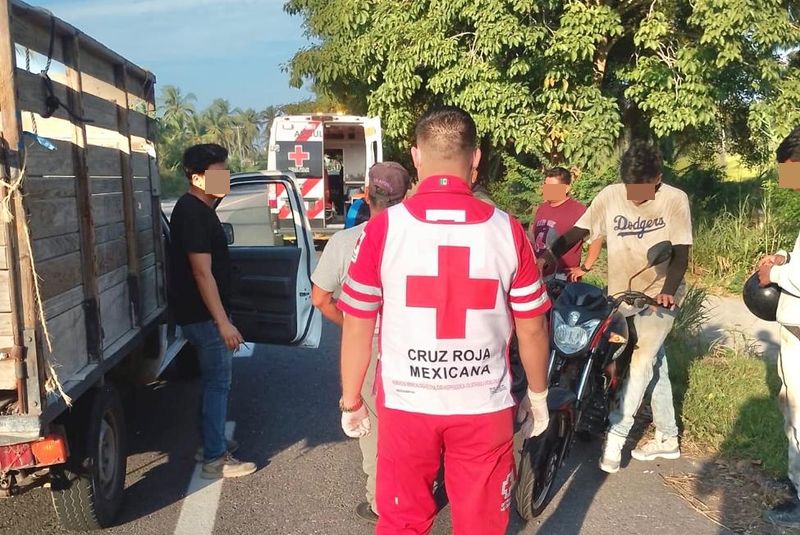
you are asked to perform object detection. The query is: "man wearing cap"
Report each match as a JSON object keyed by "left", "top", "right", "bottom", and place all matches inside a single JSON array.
[
  {"left": 311, "top": 161, "right": 412, "bottom": 523},
  {"left": 338, "top": 106, "right": 551, "bottom": 534}
]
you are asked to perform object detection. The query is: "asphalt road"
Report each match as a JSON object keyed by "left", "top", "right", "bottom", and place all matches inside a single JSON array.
[{"left": 0, "top": 321, "right": 726, "bottom": 535}]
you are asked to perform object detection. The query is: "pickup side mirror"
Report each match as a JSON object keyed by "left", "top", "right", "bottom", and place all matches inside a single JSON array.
[
  {"left": 221, "top": 223, "right": 234, "bottom": 245},
  {"left": 647, "top": 241, "right": 673, "bottom": 267}
]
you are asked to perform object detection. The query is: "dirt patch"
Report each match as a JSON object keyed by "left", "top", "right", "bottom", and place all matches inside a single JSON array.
[{"left": 663, "top": 458, "right": 796, "bottom": 534}]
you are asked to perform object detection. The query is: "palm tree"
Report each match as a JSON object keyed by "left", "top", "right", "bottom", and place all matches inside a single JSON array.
[
  {"left": 232, "top": 108, "right": 261, "bottom": 162},
  {"left": 259, "top": 105, "right": 281, "bottom": 150},
  {"left": 186, "top": 114, "right": 206, "bottom": 144},
  {"left": 160, "top": 85, "right": 196, "bottom": 130},
  {"left": 202, "top": 105, "right": 232, "bottom": 147}
]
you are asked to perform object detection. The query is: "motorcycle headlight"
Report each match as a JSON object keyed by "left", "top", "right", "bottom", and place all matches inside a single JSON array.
[{"left": 552, "top": 311, "right": 601, "bottom": 354}]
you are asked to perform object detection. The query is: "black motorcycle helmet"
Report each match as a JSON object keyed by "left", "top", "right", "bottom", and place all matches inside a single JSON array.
[{"left": 742, "top": 272, "right": 780, "bottom": 322}]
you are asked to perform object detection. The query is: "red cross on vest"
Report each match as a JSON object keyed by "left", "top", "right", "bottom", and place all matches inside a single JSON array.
[
  {"left": 406, "top": 246, "right": 499, "bottom": 339},
  {"left": 288, "top": 145, "right": 310, "bottom": 167}
]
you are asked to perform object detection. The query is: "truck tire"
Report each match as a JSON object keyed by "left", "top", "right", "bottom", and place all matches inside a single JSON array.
[{"left": 50, "top": 384, "right": 127, "bottom": 531}]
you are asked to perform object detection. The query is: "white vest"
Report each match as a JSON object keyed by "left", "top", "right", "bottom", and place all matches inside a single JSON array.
[{"left": 378, "top": 205, "right": 520, "bottom": 415}]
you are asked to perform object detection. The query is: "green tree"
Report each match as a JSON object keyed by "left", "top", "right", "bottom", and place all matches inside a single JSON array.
[{"left": 285, "top": 0, "right": 800, "bottom": 178}]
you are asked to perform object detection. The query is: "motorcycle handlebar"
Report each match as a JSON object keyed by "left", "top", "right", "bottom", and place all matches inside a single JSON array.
[
  {"left": 544, "top": 282, "right": 678, "bottom": 311},
  {"left": 612, "top": 291, "right": 677, "bottom": 310}
]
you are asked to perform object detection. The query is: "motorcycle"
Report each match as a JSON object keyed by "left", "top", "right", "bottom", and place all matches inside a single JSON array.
[{"left": 514, "top": 240, "right": 675, "bottom": 520}]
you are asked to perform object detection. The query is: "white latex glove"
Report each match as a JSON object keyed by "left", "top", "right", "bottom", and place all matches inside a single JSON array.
[
  {"left": 517, "top": 388, "right": 549, "bottom": 438},
  {"left": 341, "top": 405, "right": 371, "bottom": 438}
]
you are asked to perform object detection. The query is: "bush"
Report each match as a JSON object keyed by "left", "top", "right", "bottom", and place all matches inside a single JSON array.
[
  {"left": 763, "top": 169, "right": 800, "bottom": 236},
  {"left": 691, "top": 196, "right": 791, "bottom": 293}
]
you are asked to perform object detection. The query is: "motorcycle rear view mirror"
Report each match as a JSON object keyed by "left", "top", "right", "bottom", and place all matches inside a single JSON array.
[
  {"left": 647, "top": 241, "right": 673, "bottom": 267},
  {"left": 627, "top": 240, "right": 674, "bottom": 290}
]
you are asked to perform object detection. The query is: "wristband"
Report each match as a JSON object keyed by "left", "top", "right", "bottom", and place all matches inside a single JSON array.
[
  {"left": 580, "top": 264, "right": 592, "bottom": 272},
  {"left": 339, "top": 396, "right": 364, "bottom": 413}
]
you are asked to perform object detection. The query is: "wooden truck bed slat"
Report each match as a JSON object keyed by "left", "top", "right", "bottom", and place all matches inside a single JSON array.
[{"left": 0, "top": 0, "right": 167, "bottom": 430}]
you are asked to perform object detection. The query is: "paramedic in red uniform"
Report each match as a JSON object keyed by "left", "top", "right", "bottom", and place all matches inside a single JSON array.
[{"left": 337, "top": 107, "right": 552, "bottom": 535}]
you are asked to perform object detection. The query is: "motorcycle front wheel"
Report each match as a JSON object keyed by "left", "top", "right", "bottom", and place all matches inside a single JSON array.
[{"left": 514, "top": 411, "right": 571, "bottom": 521}]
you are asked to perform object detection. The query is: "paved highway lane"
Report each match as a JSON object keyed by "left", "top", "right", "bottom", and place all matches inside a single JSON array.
[{"left": 0, "top": 320, "right": 722, "bottom": 535}]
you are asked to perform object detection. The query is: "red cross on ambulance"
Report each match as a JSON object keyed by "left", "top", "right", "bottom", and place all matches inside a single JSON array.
[{"left": 288, "top": 145, "right": 310, "bottom": 167}]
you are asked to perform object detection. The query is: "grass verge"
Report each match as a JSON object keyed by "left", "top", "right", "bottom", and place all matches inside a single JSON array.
[{"left": 666, "top": 292, "right": 786, "bottom": 475}]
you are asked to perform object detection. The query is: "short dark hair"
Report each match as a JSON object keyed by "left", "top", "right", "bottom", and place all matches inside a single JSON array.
[
  {"left": 182, "top": 143, "right": 228, "bottom": 180},
  {"left": 620, "top": 140, "right": 662, "bottom": 184},
  {"left": 777, "top": 126, "right": 800, "bottom": 163},
  {"left": 414, "top": 106, "right": 478, "bottom": 159},
  {"left": 368, "top": 189, "right": 403, "bottom": 210},
  {"left": 544, "top": 166, "right": 572, "bottom": 185}
]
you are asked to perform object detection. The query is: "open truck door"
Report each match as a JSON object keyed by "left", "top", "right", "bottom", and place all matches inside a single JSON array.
[{"left": 215, "top": 171, "right": 321, "bottom": 348}]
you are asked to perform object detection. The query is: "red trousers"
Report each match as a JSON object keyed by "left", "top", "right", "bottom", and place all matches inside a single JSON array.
[{"left": 375, "top": 404, "right": 515, "bottom": 535}]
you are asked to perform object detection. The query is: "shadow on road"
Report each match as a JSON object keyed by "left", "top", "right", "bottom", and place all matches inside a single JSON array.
[
  {"left": 112, "top": 319, "right": 346, "bottom": 525},
  {"left": 507, "top": 452, "right": 608, "bottom": 535}
]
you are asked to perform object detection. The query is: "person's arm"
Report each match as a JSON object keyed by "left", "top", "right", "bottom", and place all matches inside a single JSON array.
[
  {"left": 549, "top": 227, "right": 589, "bottom": 258},
  {"left": 659, "top": 192, "right": 694, "bottom": 308},
  {"left": 566, "top": 237, "right": 604, "bottom": 282},
  {"left": 770, "top": 245, "right": 800, "bottom": 296},
  {"left": 515, "top": 315, "right": 549, "bottom": 393},
  {"left": 340, "top": 314, "right": 376, "bottom": 406},
  {"left": 188, "top": 252, "right": 243, "bottom": 349},
  {"left": 509, "top": 218, "right": 552, "bottom": 438},
  {"left": 311, "top": 236, "right": 346, "bottom": 327},
  {"left": 549, "top": 189, "right": 608, "bottom": 260},
  {"left": 337, "top": 216, "right": 387, "bottom": 407},
  {"left": 312, "top": 285, "right": 344, "bottom": 327},
  {"left": 659, "top": 244, "right": 690, "bottom": 296},
  {"left": 583, "top": 238, "right": 604, "bottom": 270}
]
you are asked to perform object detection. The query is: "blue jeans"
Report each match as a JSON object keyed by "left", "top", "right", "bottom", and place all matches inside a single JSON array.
[
  {"left": 608, "top": 307, "right": 679, "bottom": 440},
  {"left": 182, "top": 320, "right": 233, "bottom": 462}
]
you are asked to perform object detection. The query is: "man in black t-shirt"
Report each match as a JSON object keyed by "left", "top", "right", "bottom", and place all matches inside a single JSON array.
[{"left": 170, "top": 143, "right": 256, "bottom": 479}]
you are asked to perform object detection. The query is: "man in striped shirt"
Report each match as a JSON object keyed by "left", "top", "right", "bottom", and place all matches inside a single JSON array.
[{"left": 337, "top": 107, "right": 551, "bottom": 534}]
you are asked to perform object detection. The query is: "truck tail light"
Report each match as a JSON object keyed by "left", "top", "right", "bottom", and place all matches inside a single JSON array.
[
  {"left": 0, "top": 444, "right": 35, "bottom": 470},
  {"left": 31, "top": 434, "right": 68, "bottom": 466}
]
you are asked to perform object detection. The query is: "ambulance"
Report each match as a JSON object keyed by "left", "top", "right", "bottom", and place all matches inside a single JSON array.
[{"left": 267, "top": 114, "right": 383, "bottom": 240}]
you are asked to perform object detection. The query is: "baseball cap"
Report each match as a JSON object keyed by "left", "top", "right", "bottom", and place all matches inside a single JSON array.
[{"left": 368, "top": 162, "right": 411, "bottom": 203}]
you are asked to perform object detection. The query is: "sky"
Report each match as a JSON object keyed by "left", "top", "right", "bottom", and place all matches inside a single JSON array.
[{"left": 38, "top": 0, "right": 314, "bottom": 111}]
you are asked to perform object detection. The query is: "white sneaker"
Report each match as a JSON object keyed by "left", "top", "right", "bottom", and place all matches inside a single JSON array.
[
  {"left": 632, "top": 432, "right": 680, "bottom": 462},
  {"left": 599, "top": 434, "right": 626, "bottom": 474}
]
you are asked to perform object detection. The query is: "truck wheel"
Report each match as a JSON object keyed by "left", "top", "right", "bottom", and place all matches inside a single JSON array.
[{"left": 51, "top": 384, "right": 127, "bottom": 531}]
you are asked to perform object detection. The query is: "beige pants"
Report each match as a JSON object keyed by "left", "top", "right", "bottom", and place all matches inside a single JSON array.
[
  {"left": 778, "top": 326, "right": 800, "bottom": 499},
  {"left": 359, "top": 339, "right": 380, "bottom": 511}
]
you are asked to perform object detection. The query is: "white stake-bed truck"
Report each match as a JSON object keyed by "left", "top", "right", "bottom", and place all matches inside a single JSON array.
[{"left": 0, "top": 1, "right": 321, "bottom": 530}]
